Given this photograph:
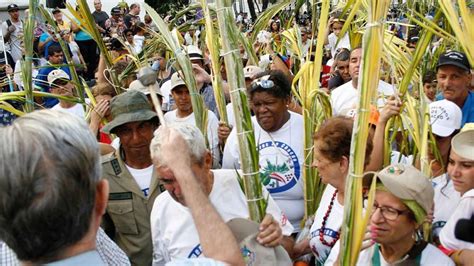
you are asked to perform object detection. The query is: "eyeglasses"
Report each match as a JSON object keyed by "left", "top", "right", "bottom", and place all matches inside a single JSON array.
[
  {"left": 250, "top": 75, "right": 274, "bottom": 91},
  {"left": 371, "top": 203, "right": 411, "bottom": 221}
]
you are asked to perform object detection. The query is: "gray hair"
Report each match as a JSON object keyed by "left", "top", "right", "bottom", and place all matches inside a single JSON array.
[
  {"left": 0, "top": 110, "right": 101, "bottom": 262},
  {"left": 150, "top": 124, "right": 207, "bottom": 165}
]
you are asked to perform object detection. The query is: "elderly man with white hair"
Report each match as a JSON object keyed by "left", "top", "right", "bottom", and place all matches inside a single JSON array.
[{"left": 149, "top": 124, "right": 293, "bottom": 264}]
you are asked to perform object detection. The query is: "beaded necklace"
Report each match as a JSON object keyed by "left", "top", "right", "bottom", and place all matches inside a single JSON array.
[{"left": 319, "top": 189, "right": 340, "bottom": 247}]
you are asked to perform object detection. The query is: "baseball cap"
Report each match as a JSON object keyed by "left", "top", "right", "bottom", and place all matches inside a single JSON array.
[
  {"left": 170, "top": 72, "right": 186, "bottom": 91},
  {"left": 244, "top": 66, "right": 264, "bottom": 79},
  {"left": 451, "top": 123, "right": 474, "bottom": 160},
  {"left": 101, "top": 90, "right": 157, "bottom": 134},
  {"left": 377, "top": 164, "right": 434, "bottom": 214},
  {"left": 226, "top": 218, "right": 292, "bottom": 265},
  {"left": 437, "top": 51, "right": 471, "bottom": 72},
  {"left": 52, "top": 7, "right": 61, "bottom": 14},
  {"left": 47, "top": 69, "right": 70, "bottom": 86},
  {"left": 429, "top": 99, "right": 462, "bottom": 137},
  {"left": 7, "top": 4, "right": 18, "bottom": 12},
  {"left": 186, "top": 45, "right": 203, "bottom": 61},
  {"left": 111, "top": 6, "right": 121, "bottom": 15},
  {"left": 128, "top": 80, "right": 163, "bottom": 97}
]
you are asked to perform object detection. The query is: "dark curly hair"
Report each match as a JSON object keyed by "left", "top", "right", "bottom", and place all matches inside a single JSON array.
[{"left": 250, "top": 70, "right": 292, "bottom": 100}]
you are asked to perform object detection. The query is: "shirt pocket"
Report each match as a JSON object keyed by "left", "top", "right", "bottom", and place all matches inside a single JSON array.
[{"left": 108, "top": 199, "right": 139, "bottom": 235}]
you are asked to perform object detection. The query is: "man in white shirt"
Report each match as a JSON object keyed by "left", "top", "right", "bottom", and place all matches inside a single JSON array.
[
  {"left": 164, "top": 72, "right": 220, "bottom": 167},
  {"left": 48, "top": 69, "right": 85, "bottom": 118},
  {"left": 2, "top": 4, "right": 23, "bottom": 63},
  {"left": 330, "top": 47, "right": 395, "bottom": 116},
  {"left": 149, "top": 124, "right": 294, "bottom": 264}
]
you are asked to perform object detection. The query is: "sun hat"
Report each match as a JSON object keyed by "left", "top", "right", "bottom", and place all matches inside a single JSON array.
[
  {"left": 170, "top": 72, "right": 186, "bottom": 91},
  {"left": 377, "top": 164, "right": 434, "bottom": 215},
  {"left": 128, "top": 80, "right": 163, "bottom": 97},
  {"left": 429, "top": 99, "right": 462, "bottom": 137},
  {"left": 7, "top": 4, "right": 18, "bottom": 12},
  {"left": 186, "top": 45, "right": 203, "bottom": 61},
  {"left": 226, "top": 218, "right": 292, "bottom": 266},
  {"left": 47, "top": 69, "right": 70, "bottom": 86},
  {"left": 244, "top": 65, "right": 264, "bottom": 79},
  {"left": 451, "top": 123, "right": 474, "bottom": 160},
  {"left": 101, "top": 90, "right": 157, "bottom": 134},
  {"left": 437, "top": 50, "right": 471, "bottom": 72}
]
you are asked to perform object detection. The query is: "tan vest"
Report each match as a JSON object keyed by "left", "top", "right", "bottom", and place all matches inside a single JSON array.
[{"left": 101, "top": 150, "right": 161, "bottom": 266}]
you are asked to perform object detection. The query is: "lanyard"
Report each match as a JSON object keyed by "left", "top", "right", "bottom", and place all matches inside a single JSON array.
[{"left": 371, "top": 244, "right": 422, "bottom": 266}]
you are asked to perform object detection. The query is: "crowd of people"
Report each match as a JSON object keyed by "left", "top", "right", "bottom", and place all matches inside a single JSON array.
[{"left": 0, "top": 1, "right": 473, "bottom": 266}]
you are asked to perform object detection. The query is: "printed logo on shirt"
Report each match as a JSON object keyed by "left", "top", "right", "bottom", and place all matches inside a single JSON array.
[
  {"left": 188, "top": 244, "right": 202, "bottom": 258},
  {"left": 258, "top": 141, "right": 300, "bottom": 193},
  {"left": 142, "top": 187, "right": 149, "bottom": 197},
  {"left": 241, "top": 245, "right": 256, "bottom": 265}
]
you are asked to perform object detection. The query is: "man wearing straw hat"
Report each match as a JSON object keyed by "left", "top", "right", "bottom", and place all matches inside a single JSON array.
[
  {"left": 101, "top": 90, "right": 161, "bottom": 266},
  {"left": 149, "top": 123, "right": 293, "bottom": 264}
]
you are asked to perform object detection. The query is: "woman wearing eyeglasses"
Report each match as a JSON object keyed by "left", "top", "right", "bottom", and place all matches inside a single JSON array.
[
  {"left": 325, "top": 164, "right": 454, "bottom": 265},
  {"left": 222, "top": 70, "right": 304, "bottom": 247}
]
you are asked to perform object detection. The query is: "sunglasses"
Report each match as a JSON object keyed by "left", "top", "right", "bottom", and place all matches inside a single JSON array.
[{"left": 250, "top": 75, "right": 275, "bottom": 91}]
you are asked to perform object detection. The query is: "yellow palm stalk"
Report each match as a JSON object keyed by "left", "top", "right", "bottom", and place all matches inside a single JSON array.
[
  {"left": 199, "top": 0, "right": 228, "bottom": 125},
  {"left": 339, "top": 0, "right": 390, "bottom": 264},
  {"left": 439, "top": 0, "right": 474, "bottom": 65},
  {"left": 144, "top": 3, "right": 208, "bottom": 136},
  {"left": 215, "top": 0, "right": 265, "bottom": 222}
]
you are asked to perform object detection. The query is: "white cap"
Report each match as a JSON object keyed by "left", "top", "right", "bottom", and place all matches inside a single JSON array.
[
  {"left": 128, "top": 80, "right": 163, "bottom": 97},
  {"left": 170, "top": 72, "right": 186, "bottom": 91},
  {"left": 429, "top": 99, "right": 462, "bottom": 137},
  {"left": 186, "top": 45, "right": 203, "bottom": 61},
  {"left": 244, "top": 65, "right": 264, "bottom": 79},
  {"left": 451, "top": 123, "right": 474, "bottom": 160},
  {"left": 47, "top": 69, "right": 70, "bottom": 86}
]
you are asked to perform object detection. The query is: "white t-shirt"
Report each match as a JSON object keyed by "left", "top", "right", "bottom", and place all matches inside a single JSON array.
[
  {"left": 161, "top": 80, "right": 173, "bottom": 110},
  {"left": 14, "top": 60, "right": 38, "bottom": 89},
  {"left": 222, "top": 112, "right": 305, "bottom": 231},
  {"left": 150, "top": 169, "right": 294, "bottom": 264},
  {"left": 308, "top": 185, "right": 343, "bottom": 264},
  {"left": 133, "top": 35, "right": 145, "bottom": 54},
  {"left": 68, "top": 41, "right": 81, "bottom": 66},
  {"left": 325, "top": 241, "right": 454, "bottom": 265},
  {"left": 2, "top": 20, "right": 23, "bottom": 62},
  {"left": 432, "top": 174, "right": 461, "bottom": 242},
  {"left": 225, "top": 103, "right": 235, "bottom": 128},
  {"left": 164, "top": 110, "right": 220, "bottom": 167},
  {"left": 327, "top": 32, "right": 351, "bottom": 59},
  {"left": 51, "top": 103, "right": 85, "bottom": 118},
  {"left": 125, "top": 165, "right": 153, "bottom": 197},
  {"left": 330, "top": 80, "right": 396, "bottom": 116},
  {"left": 440, "top": 189, "right": 474, "bottom": 250}
]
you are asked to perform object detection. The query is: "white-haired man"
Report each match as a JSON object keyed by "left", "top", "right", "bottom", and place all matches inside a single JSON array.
[{"left": 149, "top": 124, "right": 294, "bottom": 264}]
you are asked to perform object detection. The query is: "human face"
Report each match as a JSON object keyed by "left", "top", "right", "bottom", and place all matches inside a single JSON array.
[
  {"left": 53, "top": 11, "right": 62, "bottom": 22},
  {"left": 171, "top": 86, "right": 192, "bottom": 114},
  {"left": 312, "top": 142, "right": 347, "bottom": 188},
  {"left": 301, "top": 32, "right": 308, "bottom": 43},
  {"left": 336, "top": 60, "right": 350, "bottom": 82},
  {"left": 370, "top": 190, "right": 417, "bottom": 245},
  {"left": 8, "top": 9, "right": 19, "bottom": 20},
  {"left": 437, "top": 65, "right": 470, "bottom": 104},
  {"left": 448, "top": 150, "right": 474, "bottom": 195},
  {"left": 332, "top": 21, "right": 343, "bottom": 37},
  {"left": 156, "top": 156, "right": 211, "bottom": 206},
  {"left": 251, "top": 91, "right": 290, "bottom": 132},
  {"left": 52, "top": 80, "right": 73, "bottom": 97},
  {"left": 94, "top": 0, "right": 102, "bottom": 12},
  {"left": 423, "top": 82, "right": 437, "bottom": 101},
  {"left": 271, "top": 22, "right": 279, "bottom": 32},
  {"left": 126, "top": 32, "right": 133, "bottom": 42},
  {"left": 115, "top": 120, "right": 156, "bottom": 155},
  {"left": 49, "top": 52, "right": 64, "bottom": 65},
  {"left": 349, "top": 48, "right": 362, "bottom": 83}
]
